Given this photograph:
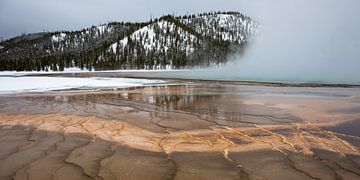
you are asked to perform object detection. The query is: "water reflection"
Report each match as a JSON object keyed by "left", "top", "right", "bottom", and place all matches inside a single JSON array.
[
  {"left": 0, "top": 84, "right": 299, "bottom": 125},
  {"left": 115, "top": 85, "right": 297, "bottom": 124}
]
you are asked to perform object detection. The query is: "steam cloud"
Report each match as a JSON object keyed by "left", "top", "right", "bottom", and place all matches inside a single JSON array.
[{"left": 214, "top": 0, "right": 360, "bottom": 83}]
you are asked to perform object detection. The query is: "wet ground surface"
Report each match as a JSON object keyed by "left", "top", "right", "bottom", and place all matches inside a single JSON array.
[
  {"left": 323, "top": 119, "right": 360, "bottom": 137},
  {"left": 0, "top": 80, "right": 360, "bottom": 179}
]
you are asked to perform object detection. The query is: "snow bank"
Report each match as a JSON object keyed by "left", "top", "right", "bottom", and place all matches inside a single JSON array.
[
  {"left": 0, "top": 77, "right": 164, "bottom": 94},
  {"left": 0, "top": 69, "right": 188, "bottom": 77}
]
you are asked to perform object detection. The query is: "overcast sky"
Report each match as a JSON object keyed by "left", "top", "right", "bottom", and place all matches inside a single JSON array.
[
  {"left": 0, "top": 0, "right": 257, "bottom": 40},
  {"left": 1, "top": 0, "right": 359, "bottom": 82}
]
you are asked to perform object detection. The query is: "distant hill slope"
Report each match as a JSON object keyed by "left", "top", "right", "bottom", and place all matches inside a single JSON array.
[{"left": 0, "top": 11, "right": 257, "bottom": 71}]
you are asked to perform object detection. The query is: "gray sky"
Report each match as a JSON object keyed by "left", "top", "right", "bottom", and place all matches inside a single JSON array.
[
  {"left": 1, "top": 0, "right": 359, "bottom": 83},
  {"left": 0, "top": 0, "right": 255, "bottom": 40}
]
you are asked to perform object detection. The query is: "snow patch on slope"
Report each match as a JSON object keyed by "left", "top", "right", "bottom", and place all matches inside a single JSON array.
[
  {"left": 109, "top": 20, "right": 199, "bottom": 54},
  {"left": 181, "top": 13, "right": 257, "bottom": 43},
  {"left": 51, "top": 33, "right": 66, "bottom": 42}
]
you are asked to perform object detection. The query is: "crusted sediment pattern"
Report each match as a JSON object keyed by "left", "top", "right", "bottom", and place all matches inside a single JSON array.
[
  {"left": 0, "top": 84, "right": 360, "bottom": 179},
  {"left": 0, "top": 114, "right": 359, "bottom": 180}
]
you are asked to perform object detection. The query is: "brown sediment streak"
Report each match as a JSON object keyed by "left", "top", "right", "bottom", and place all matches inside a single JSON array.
[
  {"left": 328, "top": 131, "right": 359, "bottom": 153},
  {"left": 84, "top": 121, "right": 107, "bottom": 142},
  {"left": 212, "top": 129, "right": 235, "bottom": 162},
  {"left": 293, "top": 124, "right": 314, "bottom": 155},
  {"left": 223, "top": 126, "right": 255, "bottom": 142},
  {"left": 320, "top": 138, "right": 345, "bottom": 157},
  {"left": 306, "top": 123, "right": 359, "bottom": 158},
  {"left": 259, "top": 138, "right": 287, "bottom": 155},
  {"left": 167, "top": 140, "right": 183, "bottom": 154},
  {"left": 157, "top": 133, "right": 185, "bottom": 154},
  {"left": 59, "top": 117, "right": 69, "bottom": 134},
  {"left": 183, "top": 132, "right": 213, "bottom": 147},
  {"left": 157, "top": 137, "right": 169, "bottom": 154},
  {"left": 164, "top": 134, "right": 187, "bottom": 154},
  {"left": 305, "top": 124, "right": 346, "bottom": 157},
  {"left": 0, "top": 113, "right": 358, "bottom": 157},
  {"left": 223, "top": 126, "right": 290, "bottom": 164},
  {"left": 294, "top": 124, "right": 310, "bottom": 146},
  {"left": 229, "top": 124, "right": 287, "bottom": 155},
  {"left": 310, "top": 124, "right": 359, "bottom": 153},
  {"left": 255, "top": 124, "right": 297, "bottom": 151},
  {"left": 111, "top": 123, "right": 125, "bottom": 139},
  {"left": 210, "top": 127, "right": 254, "bottom": 180},
  {"left": 79, "top": 119, "right": 93, "bottom": 139}
]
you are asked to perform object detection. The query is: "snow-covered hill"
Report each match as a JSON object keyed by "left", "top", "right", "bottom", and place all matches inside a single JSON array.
[
  {"left": 109, "top": 20, "right": 199, "bottom": 54},
  {"left": 181, "top": 12, "right": 257, "bottom": 43},
  {"left": 0, "top": 11, "right": 257, "bottom": 71}
]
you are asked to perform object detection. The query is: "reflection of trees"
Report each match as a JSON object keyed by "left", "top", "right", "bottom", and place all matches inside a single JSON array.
[
  {"left": 115, "top": 85, "right": 245, "bottom": 122},
  {"left": 19, "top": 85, "right": 247, "bottom": 122},
  {"left": 151, "top": 94, "right": 245, "bottom": 122},
  {"left": 154, "top": 95, "right": 198, "bottom": 110}
]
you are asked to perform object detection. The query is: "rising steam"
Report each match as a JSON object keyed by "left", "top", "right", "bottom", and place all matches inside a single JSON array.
[
  {"left": 215, "top": 0, "right": 360, "bottom": 83},
  {"left": 175, "top": 0, "right": 360, "bottom": 84}
]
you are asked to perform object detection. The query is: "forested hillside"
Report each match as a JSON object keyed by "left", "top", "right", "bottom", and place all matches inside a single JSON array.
[{"left": 0, "top": 11, "right": 257, "bottom": 71}]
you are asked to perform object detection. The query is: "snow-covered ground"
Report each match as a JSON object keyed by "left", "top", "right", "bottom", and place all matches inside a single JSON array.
[
  {"left": 0, "top": 76, "right": 164, "bottom": 94},
  {"left": 0, "top": 68, "right": 188, "bottom": 77}
]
